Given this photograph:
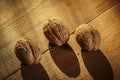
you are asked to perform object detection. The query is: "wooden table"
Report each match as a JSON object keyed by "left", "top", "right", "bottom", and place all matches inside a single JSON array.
[{"left": 0, "top": 0, "right": 120, "bottom": 80}]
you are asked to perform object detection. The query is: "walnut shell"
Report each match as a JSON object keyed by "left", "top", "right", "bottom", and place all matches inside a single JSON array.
[
  {"left": 43, "top": 19, "right": 69, "bottom": 46},
  {"left": 15, "top": 38, "right": 42, "bottom": 65},
  {"left": 76, "top": 24, "right": 101, "bottom": 51}
]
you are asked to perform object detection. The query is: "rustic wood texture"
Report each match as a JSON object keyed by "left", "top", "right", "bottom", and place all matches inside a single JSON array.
[
  {"left": 89, "top": 2, "right": 120, "bottom": 80},
  {"left": 0, "top": 0, "right": 120, "bottom": 80}
]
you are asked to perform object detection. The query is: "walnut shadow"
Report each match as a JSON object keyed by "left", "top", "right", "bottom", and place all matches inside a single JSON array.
[
  {"left": 49, "top": 43, "right": 80, "bottom": 77},
  {"left": 81, "top": 49, "right": 113, "bottom": 80},
  {"left": 21, "top": 63, "right": 50, "bottom": 80}
]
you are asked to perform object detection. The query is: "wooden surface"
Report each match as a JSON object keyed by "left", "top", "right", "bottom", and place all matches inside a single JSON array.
[{"left": 0, "top": 0, "right": 120, "bottom": 80}]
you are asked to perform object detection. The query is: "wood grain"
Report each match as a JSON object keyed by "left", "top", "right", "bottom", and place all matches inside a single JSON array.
[
  {"left": 89, "top": 2, "right": 120, "bottom": 80},
  {"left": 5, "top": 2, "right": 120, "bottom": 80},
  {"left": 0, "top": 0, "right": 120, "bottom": 80}
]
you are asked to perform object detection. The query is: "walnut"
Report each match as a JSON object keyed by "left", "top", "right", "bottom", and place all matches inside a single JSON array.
[
  {"left": 76, "top": 24, "right": 101, "bottom": 51},
  {"left": 15, "top": 38, "right": 42, "bottom": 65},
  {"left": 43, "top": 19, "right": 69, "bottom": 46}
]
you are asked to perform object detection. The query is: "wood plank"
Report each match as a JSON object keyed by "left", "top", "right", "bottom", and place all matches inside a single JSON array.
[
  {"left": 0, "top": 0, "right": 120, "bottom": 80},
  {"left": 88, "top": 2, "right": 120, "bottom": 80},
  {"left": 0, "top": 0, "right": 42, "bottom": 26},
  {"left": 5, "top": 2, "right": 120, "bottom": 80}
]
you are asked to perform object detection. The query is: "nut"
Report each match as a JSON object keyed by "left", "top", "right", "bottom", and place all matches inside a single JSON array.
[
  {"left": 76, "top": 24, "right": 101, "bottom": 51},
  {"left": 43, "top": 19, "right": 69, "bottom": 46},
  {"left": 15, "top": 38, "right": 42, "bottom": 65}
]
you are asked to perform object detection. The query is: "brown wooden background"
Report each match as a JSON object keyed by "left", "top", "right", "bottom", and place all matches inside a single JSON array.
[{"left": 0, "top": 0, "right": 120, "bottom": 80}]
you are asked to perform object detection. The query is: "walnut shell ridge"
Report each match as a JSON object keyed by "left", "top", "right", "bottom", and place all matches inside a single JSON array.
[
  {"left": 15, "top": 38, "right": 42, "bottom": 65},
  {"left": 76, "top": 24, "right": 101, "bottom": 51},
  {"left": 43, "top": 19, "right": 69, "bottom": 46}
]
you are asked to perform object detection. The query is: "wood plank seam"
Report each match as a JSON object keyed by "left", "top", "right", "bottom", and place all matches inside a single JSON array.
[{"left": 3, "top": 1, "right": 120, "bottom": 80}]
